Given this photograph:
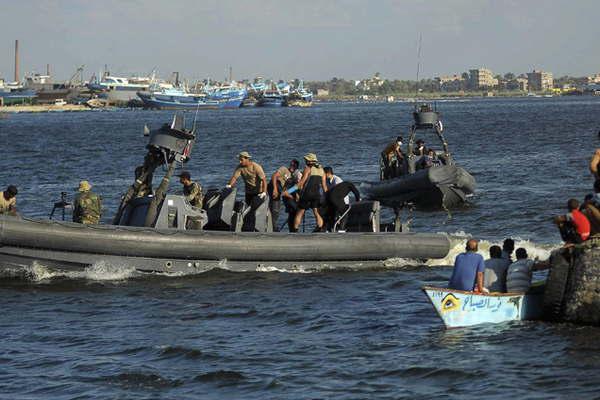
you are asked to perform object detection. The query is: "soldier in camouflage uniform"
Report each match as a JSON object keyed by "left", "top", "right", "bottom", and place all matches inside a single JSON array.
[
  {"left": 178, "top": 171, "right": 203, "bottom": 208},
  {"left": 73, "top": 180, "right": 102, "bottom": 224}
]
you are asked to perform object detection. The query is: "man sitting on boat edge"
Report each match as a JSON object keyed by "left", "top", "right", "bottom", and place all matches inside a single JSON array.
[{"left": 448, "top": 239, "right": 485, "bottom": 293}]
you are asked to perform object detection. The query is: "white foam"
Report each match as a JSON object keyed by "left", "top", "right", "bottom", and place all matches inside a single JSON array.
[
  {"left": 427, "top": 232, "right": 559, "bottom": 267},
  {"left": 23, "top": 260, "right": 138, "bottom": 282}
]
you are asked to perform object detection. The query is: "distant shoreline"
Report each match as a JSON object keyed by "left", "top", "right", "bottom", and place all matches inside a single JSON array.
[{"left": 313, "top": 91, "right": 595, "bottom": 102}]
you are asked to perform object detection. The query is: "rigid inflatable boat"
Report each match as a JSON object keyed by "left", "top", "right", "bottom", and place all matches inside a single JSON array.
[
  {"left": 0, "top": 114, "right": 451, "bottom": 276},
  {"left": 0, "top": 216, "right": 450, "bottom": 275},
  {"left": 365, "top": 104, "right": 476, "bottom": 210}
]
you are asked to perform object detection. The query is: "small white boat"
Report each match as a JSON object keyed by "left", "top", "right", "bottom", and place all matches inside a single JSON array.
[{"left": 422, "top": 286, "right": 543, "bottom": 328}]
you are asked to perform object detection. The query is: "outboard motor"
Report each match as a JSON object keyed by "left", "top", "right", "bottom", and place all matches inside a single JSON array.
[
  {"left": 231, "top": 197, "right": 273, "bottom": 232},
  {"left": 113, "top": 113, "right": 196, "bottom": 227},
  {"left": 154, "top": 195, "right": 207, "bottom": 230},
  {"left": 343, "top": 201, "right": 381, "bottom": 233},
  {"left": 203, "top": 187, "right": 237, "bottom": 231},
  {"left": 117, "top": 196, "right": 153, "bottom": 226}
]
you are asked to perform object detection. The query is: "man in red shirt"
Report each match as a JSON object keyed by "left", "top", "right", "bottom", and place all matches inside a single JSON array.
[{"left": 555, "top": 198, "right": 591, "bottom": 244}]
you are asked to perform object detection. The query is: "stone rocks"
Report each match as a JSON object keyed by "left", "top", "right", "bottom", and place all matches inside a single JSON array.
[{"left": 544, "top": 238, "right": 600, "bottom": 325}]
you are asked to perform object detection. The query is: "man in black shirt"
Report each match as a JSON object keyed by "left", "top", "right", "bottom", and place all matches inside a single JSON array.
[{"left": 325, "top": 181, "right": 360, "bottom": 231}]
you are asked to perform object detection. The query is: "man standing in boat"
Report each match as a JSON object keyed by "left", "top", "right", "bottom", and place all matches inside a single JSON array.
[
  {"left": 178, "top": 171, "right": 203, "bottom": 208},
  {"left": 227, "top": 151, "right": 267, "bottom": 206},
  {"left": 268, "top": 159, "right": 299, "bottom": 231},
  {"left": 73, "top": 180, "right": 102, "bottom": 225},
  {"left": 380, "top": 136, "right": 405, "bottom": 180}
]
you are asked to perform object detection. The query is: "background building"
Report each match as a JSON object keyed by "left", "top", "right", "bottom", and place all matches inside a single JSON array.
[
  {"left": 468, "top": 68, "right": 498, "bottom": 89},
  {"left": 527, "top": 70, "right": 554, "bottom": 91},
  {"left": 435, "top": 74, "right": 465, "bottom": 91}
]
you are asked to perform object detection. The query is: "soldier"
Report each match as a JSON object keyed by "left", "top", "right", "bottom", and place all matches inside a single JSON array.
[
  {"left": 178, "top": 171, "right": 203, "bottom": 208},
  {"left": 227, "top": 151, "right": 267, "bottom": 206},
  {"left": 268, "top": 159, "right": 300, "bottom": 231},
  {"left": 0, "top": 185, "right": 18, "bottom": 216},
  {"left": 73, "top": 180, "right": 102, "bottom": 224},
  {"left": 134, "top": 165, "right": 153, "bottom": 198}
]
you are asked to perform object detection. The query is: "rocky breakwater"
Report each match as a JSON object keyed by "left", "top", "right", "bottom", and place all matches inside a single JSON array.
[{"left": 543, "top": 237, "right": 600, "bottom": 325}]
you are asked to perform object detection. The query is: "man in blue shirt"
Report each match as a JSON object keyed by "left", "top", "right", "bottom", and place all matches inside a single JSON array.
[{"left": 448, "top": 239, "right": 485, "bottom": 292}]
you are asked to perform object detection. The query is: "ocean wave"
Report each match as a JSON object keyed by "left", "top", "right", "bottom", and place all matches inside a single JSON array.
[
  {"left": 194, "top": 370, "right": 246, "bottom": 383},
  {"left": 427, "top": 232, "right": 558, "bottom": 267},
  {"left": 99, "top": 371, "right": 182, "bottom": 389}
]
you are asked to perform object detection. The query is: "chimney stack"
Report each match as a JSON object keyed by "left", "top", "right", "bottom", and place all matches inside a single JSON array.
[
  {"left": 14, "top": 40, "right": 19, "bottom": 83},
  {"left": 47, "top": 63, "right": 50, "bottom": 76}
]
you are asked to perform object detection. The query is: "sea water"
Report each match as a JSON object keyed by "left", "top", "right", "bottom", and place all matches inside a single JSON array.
[{"left": 1, "top": 97, "right": 600, "bottom": 399}]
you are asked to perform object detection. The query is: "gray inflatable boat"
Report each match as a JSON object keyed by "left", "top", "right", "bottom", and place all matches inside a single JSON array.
[
  {"left": 0, "top": 216, "right": 450, "bottom": 275},
  {"left": 366, "top": 104, "right": 476, "bottom": 210},
  {"left": 0, "top": 114, "right": 451, "bottom": 277},
  {"left": 364, "top": 164, "right": 475, "bottom": 209}
]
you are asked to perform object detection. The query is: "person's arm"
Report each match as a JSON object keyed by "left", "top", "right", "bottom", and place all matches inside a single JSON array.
[
  {"left": 257, "top": 166, "right": 267, "bottom": 194},
  {"left": 8, "top": 199, "right": 17, "bottom": 216},
  {"left": 586, "top": 203, "right": 600, "bottom": 223},
  {"left": 590, "top": 149, "right": 600, "bottom": 177},
  {"left": 321, "top": 174, "right": 328, "bottom": 193},
  {"left": 271, "top": 172, "right": 280, "bottom": 199},
  {"left": 475, "top": 271, "right": 484, "bottom": 293},
  {"left": 474, "top": 256, "right": 485, "bottom": 293},
  {"left": 348, "top": 182, "right": 360, "bottom": 202},
  {"left": 297, "top": 166, "right": 310, "bottom": 189},
  {"left": 532, "top": 260, "right": 551, "bottom": 271},
  {"left": 227, "top": 168, "right": 241, "bottom": 187}
]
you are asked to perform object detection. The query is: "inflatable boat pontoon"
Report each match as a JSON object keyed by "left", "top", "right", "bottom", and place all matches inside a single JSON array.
[{"left": 0, "top": 113, "right": 451, "bottom": 277}]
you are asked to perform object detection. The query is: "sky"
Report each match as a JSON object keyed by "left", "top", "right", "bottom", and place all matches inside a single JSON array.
[{"left": 0, "top": 0, "right": 598, "bottom": 82}]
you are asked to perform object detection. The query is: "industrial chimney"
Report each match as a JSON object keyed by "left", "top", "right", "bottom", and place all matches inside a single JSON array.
[{"left": 14, "top": 40, "right": 19, "bottom": 83}]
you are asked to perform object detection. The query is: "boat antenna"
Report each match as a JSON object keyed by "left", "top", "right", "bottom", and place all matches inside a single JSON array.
[
  {"left": 192, "top": 94, "right": 202, "bottom": 134},
  {"left": 415, "top": 33, "right": 422, "bottom": 98}
]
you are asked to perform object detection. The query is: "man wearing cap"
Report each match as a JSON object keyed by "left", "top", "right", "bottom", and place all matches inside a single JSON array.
[
  {"left": 380, "top": 136, "right": 405, "bottom": 180},
  {"left": 293, "top": 153, "right": 328, "bottom": 232},
  {"left": 227, "top": 151, "right": 267, "bottom": 205},
  {"left": 0, "top": 185, "right": 18, "bottom": 216},
  {"left": 268, "top": 159, "right": 300, "bottom": 231},
  {"left": 178, "top": 171, "right": 203, "bottom": 208},
  {"left": 414, "top": 139, "right": 426, "bottom": 156},
  {"left": 73, "top": 180, "right": 102, "bottom": 224}
]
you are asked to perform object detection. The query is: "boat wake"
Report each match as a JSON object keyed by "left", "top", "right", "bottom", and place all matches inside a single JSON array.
[
  {"left": 427, "top": 232, "right": 558, "bottom": 267},
  {"left": 19, "top": 261, "right": 139, "bottom": 282}
]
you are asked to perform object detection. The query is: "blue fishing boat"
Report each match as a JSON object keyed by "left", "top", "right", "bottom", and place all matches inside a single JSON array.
[
  {"left": 137, "top": 86, "right": 243, "bottom": 110},
  {"left": 286, "top": 81, "right": 313, "bottom": 107},
  {"left": 256, "top": 81, "right": 288, "bottom": 107},
  {"left": 204, "top": 82, "right": 247, "bottom": 101},
  {"left": 256, "top": 93, "right": 285, "bottom": 107},
  {"left": 422, "top": 286, "right": 543, "bottom": 328}
]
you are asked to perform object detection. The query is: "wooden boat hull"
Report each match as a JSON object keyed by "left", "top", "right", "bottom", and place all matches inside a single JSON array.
[{"left": 422, "top": 286, "right": 543, "bottom": 328}]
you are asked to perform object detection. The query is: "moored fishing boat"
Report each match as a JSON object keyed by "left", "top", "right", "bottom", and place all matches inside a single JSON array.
[
  {"left": 256, "top": 81, "right": 288, "bottom": 107},
  {"left": 138, "top": 86, "right": 243, "bottom": 110},
  {"left": 0, "top": 84, "right": 37, "bottom": 105},
  {"left": 285, "top": 81, "right": 313, "bottom": 107},
  {"left": 87, "top": 73, "right": 153, "bottom": 102},
  {"left": 422, "top": 286, "right": 544, "bottom": 328}
]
